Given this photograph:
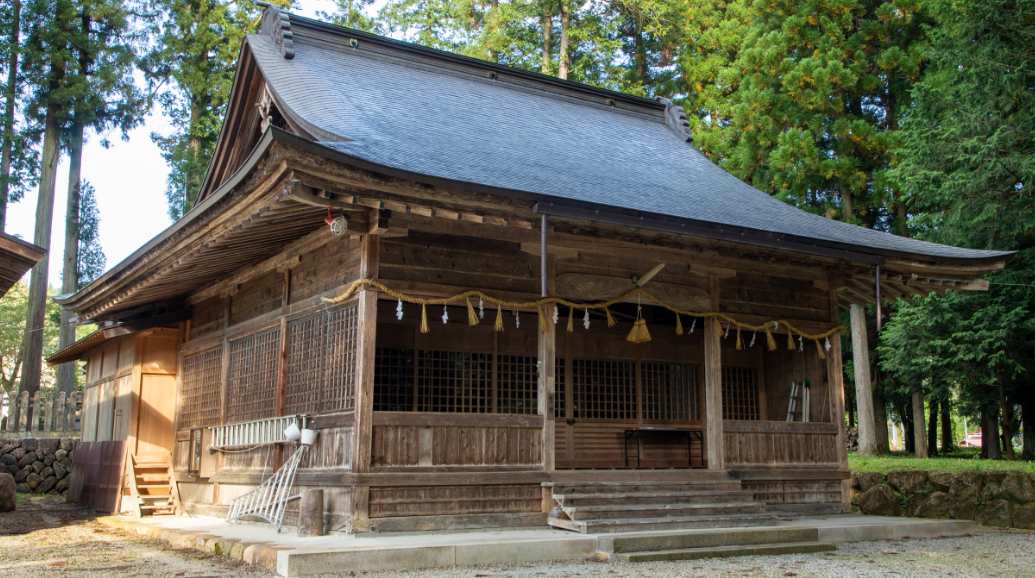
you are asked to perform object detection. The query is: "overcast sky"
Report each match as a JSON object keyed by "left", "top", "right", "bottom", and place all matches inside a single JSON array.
[{"left": 5, "top": 0, "right": 344, "bottom": 289}]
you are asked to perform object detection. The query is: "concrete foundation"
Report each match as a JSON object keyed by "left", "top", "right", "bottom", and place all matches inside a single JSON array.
[{"left": 96, "top": 514, "right": 978, "bottom": 577}]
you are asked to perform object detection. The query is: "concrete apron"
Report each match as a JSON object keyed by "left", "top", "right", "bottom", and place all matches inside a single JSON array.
[{"left": 96, "top": 515, "right": 977, "bottom": 577}]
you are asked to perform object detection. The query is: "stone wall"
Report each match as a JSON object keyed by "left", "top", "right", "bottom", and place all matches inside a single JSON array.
[
  {"left": 0, "top": 438, "right": 78, "bottom": 495},
  {"left": 852, "top": 470, "right": 1035, "bottom": 529}
]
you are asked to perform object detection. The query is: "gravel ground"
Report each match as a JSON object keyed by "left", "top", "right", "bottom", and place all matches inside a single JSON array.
[{"left": 2, "top": 496, "right": 1034, "bottom": 578}]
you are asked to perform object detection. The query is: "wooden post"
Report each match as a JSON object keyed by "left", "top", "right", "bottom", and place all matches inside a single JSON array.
[
  {"left": 703, "top": 275, "right": 724, "bottom": 470},
  {"left": 297, "top": 489, "right": 325, "bottom": 537},
  {"left": 826, "top": 286, "right": 850, "bottom": 505},
  {"left": 912, "top": 387, "right": 928, "bottom": 458},
  {"left": 351, "top": 234, "right": 379, "bottom": 532},
  {"left": 849, "top": 304, "right": 877, "bottom": 455},
  {"left": 538, "top": 307, "right": 556, "bottom": 472}
]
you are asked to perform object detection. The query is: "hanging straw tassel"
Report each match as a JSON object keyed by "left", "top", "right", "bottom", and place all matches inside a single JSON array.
[
  {"left": 815, "top": 338, "right": 826, "bottom": 359},
  {"left": 567, "top": 307, "right": 574, "bottom": 332},
  {"left": 735, "top": 326, "right": 743, "bottom": 350},
  {"left": 494, "top": 304, "right": 504, "bottom": 331},
  {"left": 627, "top": 319, "right": 651, "bottom": 343},
  {"left": 604, "top": 307, "right": 616, "bottom": 327},
  {"left": 765, "top": 328, "right": 777, "bottom": 351},
  {"left": 538, "top": 305, "right": 548, "bottom": 331},
  {"left": 420, "top": 304, "right": 429, "bottom": 334},
  {"left": 466, "top": 298, "right": 479, "bottom": 326},
  {"left": 675, "top": 313, "right": 684, "bottom": 336},
  {"left": 787, "top": 330, "right": 795, "bottom": 350},
  {"left": 713, "top": 317, "right": 724, "bottom": 339}
]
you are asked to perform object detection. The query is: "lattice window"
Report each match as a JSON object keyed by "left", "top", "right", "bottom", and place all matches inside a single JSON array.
[
  {"left": 227, "top": 328, "right": 280, "bottom": 422},
  {"left": 179, "top": 347, "right": 223, "bottom": 429},
  {"left": 642, "top": 363, "right": 700, "bottom": 421},
  {"left": 416, "top": 350, "right": 493, "bottom": 413},
  {"left": 284, "top": 305, "right": 359, "bottom": 415},
  {"left": 497, "top": 355, "right": 537, "bottom": 414},
  {"left": 572, "top": 359, "right": 636, "bottom": 420},
  {"left": 321, "top": 305, "right": 360, "bottom": 412},
  {"left": 373, "top": 348, "right": 416, "bottom": 411},
  {"left": 554, "top": 358, "right": 565, "bottom": 418},
  {"left": 722, "top": 366, "right": 760, "bottom": 420}
]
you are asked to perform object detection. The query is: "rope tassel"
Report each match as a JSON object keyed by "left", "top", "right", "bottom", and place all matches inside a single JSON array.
[
  {"left": 675, "top": 313, "right": 684, "bottom": 336},
  {"left": 604, "top": 307, "right": 616, "bottom": 327},
  {"left": 538, "top": 305, "right": 548, "bottom": 331},
  {"left": 494, "top": 304, "right": 504, "bottom": 331},
  {"left": 735, "top": 326, "right": 743, "bottom": 350},
  {"left": 467, "top": 298, "right": 479, "bottom": 326},
  {"left": 765, "top": 328, "right": 777, "bottom": 351},
  {"left": 787, "top": 330, "right": 795, "bottom": 350},
  {"left": 815, "top": 338, "right": 826, "bottom": 359},
  {"left": 713, "top": 318, "right": 724, "bottom": 339},
  {"left": 420, "top": 304, "right": 429, "bottom": 334},
  {"left": 627, "top": 319, "right": 651, "bottom": 343},
  {"left": 567, "top": 307, "right": 574, "bottom": 332}
]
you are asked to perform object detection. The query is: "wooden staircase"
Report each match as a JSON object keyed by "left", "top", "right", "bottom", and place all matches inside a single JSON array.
[
  {"left": 546, "top": 475, "right": 776, "bottom": 533},
  {"left": 124, "top": 451, "right": 180, "bottom": 517}
]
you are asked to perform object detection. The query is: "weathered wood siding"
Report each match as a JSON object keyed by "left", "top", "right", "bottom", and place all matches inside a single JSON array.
[
  {"left": 368, "top": 484, "right": 541, "bottom": 517},
  {"left": 723, "top": 421, "right": 840, "bottom": 468}
]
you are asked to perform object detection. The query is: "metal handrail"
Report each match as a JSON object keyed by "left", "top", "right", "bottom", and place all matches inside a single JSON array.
[
  {"left": 208, "top": 415, "right": 308, "bottom": 449},
  {"left": 225, "top": 444, "right": 308, "bottom": 532}
]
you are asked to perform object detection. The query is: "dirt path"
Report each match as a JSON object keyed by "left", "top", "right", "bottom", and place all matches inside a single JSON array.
[
  {"left": 0, "top": 496, "right": 272, "bottom": 578},
  {"left": 3, "top": 497, "right": 1035, "bottom": 578}
]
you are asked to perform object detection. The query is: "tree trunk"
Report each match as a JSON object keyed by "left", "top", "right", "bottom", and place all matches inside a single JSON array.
[
  {"left": 488, "top": 0, "right": 498, "bottom": 62},
  {"left": 983, "top": 407, "right": 1002, "bottom": 460},
  {"left": 541, "top": 2, "right": 552, "bottom": 74},
  {"left": 841, "top": 189, "right": 853, "bottom": 218},
  {"left": 912, "top": 388, "right": 928, "bottom": 458},
  {"left": 19, "top": 104, "right": 62, "bottom": 406},
  {"left": 1022, "top": 391, "right": 1034, "bottom": 460},
  {"left": 850, "top": 304, "right": 877, "bottom": 455},
  {"left": 632, "top": 17, "right": 646, "bottom": 87},
  {"left": 872, "top": 376, "right": 890, "bottom": 453},
  {"left": 847, "top": 394, "right": 855, "bottom": 428},
  {"left": 997, "top": 379, "right": 1016, "bottom": 460},
  {"left": 902, "top": 403, "right": 915, "bottom": 454},
  {"left": 0, "top": 0, "right": 21, "bottom": 232},
  {"left": 558, "top": 1, "right": 569, "bottom": 79},
  {"left": 56, "top": 121, "right": 84, "bottom": 396},
  {"left": 941, "top": 399, "right": 953, "bottom": 452},
  {"left": 927, "top": 399, "right": 938, "bottom": 456}
]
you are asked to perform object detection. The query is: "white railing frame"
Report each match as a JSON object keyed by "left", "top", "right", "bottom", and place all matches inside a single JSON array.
[{"left": 225, "top": 444, "right": 308, "bottom": 532}]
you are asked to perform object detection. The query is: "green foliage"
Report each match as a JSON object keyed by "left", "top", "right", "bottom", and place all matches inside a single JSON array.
[
  {"left": 0, "top": 281, "right": 61, "bottom": 394},
  {"left": 74, "top": 179, "right": 104, "bottom": 287},
  {"left": 143, "top": 0, "right": 291, "bottom": 220},
  {"left": 850, "top": 451, "right": 1035, "bottom": 474}
]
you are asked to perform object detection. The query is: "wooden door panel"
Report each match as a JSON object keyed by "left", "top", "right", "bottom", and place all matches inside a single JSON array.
[{"left": 137, "top": 374, "right": 176, "bottom": 455}]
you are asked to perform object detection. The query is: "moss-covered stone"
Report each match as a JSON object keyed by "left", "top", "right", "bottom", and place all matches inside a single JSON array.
[
  {"left": 857, "top": 484, "right": 903, "bottom": 517},
  {"left": 994, "top": 472, "right": 1035, "bottom": 504},
  {"left": 912, "top": 491, "right": 951, "bottom": 519},
  {"left": 855, "top": 472, "right": 885, "bottom": 493},
  {"left": 887, "top": 470, "right": 928, "bottom": 494},
  {"left": 1013, "top": 503, "right": 1035, "bottom": 530},
  {"left": 927, "top": 471, "right": 955, "bottom": 492},
  {"left": 975, "top": 499, "right": 1012, "bottom": 527}
]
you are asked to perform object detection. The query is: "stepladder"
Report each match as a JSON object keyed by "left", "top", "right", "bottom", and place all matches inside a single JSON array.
[{"left": 786, "top": 379, "right": 811, "bottom": 422}]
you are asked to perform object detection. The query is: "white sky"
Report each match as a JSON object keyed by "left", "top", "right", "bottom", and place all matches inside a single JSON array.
[{"left": 5, "top": 0, "right": 343, "bottom": 289}]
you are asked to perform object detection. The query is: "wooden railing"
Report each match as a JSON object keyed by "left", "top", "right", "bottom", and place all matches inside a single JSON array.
[{"left": 0, "top": 391, "right": 82, "bottom": 437}]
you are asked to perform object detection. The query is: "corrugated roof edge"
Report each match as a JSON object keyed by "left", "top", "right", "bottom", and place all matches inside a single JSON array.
[{"left": 285, "top": 12, "right": 665, "bottom": 114}]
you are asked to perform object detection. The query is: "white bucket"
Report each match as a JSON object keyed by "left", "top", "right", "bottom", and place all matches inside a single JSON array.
[
  {"left": 300, "top": 429, "right": 317, "bottom": 446},
  {"left": 283, "top": 422, "right": 301, "bottom": 442}
]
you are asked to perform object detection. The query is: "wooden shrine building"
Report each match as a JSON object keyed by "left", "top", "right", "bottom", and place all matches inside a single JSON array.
[{"left": 49, "top": 7, "right": 1011, "bottom": 533}]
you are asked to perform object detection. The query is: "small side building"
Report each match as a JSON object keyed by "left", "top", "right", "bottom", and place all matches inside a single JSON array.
[{"left": 50, "top": 7, "right": 1011, "bottom": 532}]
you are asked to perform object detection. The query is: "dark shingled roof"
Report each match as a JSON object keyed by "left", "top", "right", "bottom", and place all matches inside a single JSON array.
[{"left": 244, "top": 16, "right": 1008, "bottom": 264}]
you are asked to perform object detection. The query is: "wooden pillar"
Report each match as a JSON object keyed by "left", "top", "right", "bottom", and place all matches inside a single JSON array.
[
  {"left": 849, "top": 304, "right": 877, "bottom": 455},
  {"left": 538, "top": 309, "right": 556, "bottom": 472},
  {"left": 703, "top": 275, "right": 724, "bottom": 470},
  {"left": 826, "top": 286, "right": 850, "bottom": 505},
  {"left": 351, "top": 234, "right": 379, "bottom": 532},
  {"left": 297, "top": 489, "right": 325, "bottom": 537}
]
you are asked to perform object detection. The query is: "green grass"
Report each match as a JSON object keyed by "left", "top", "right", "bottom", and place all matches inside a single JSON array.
[{"left": 849, "top": 450, "right": 1035, "bottom": 474}]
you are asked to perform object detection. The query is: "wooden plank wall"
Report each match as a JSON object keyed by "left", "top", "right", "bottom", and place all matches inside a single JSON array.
[
  {"left": 368, "top": 484, "right": 541, "bottom": 518},
  {"left": 723, "top": 421, "right": 840, "bottom": 468},
  {"left": 764, "top": 345, "right": 830, "bottom": 422}
]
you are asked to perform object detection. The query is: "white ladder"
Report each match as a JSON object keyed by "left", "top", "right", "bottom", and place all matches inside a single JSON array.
[
  {"left": 786, "top": 380, "right": 811, "bottom": 422},
  {"left": 226, "top": 445, "right": 308, "bottom": 532}
]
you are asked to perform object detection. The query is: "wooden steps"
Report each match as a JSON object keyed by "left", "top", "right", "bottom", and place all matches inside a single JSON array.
[
  {"left": 547, "top": 477, "right": 775, "bottom": 534},
  {"left": 124, "top": 451, "right": 179, "bottom": 517},
  {"left": 610, "top": 526, "right": 835, "bottom": 562}
]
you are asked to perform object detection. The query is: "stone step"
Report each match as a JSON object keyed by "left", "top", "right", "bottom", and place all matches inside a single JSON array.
[
  {"left": 550, "top": 482, "right": 741, "bottom": 495},
  {"left": 614, "top": 541, "right": 836, "bottom": 562},
  {"left": 565, "top": 502, "right": 767, "bottom": 521},
  {"left": 555, "top": 490, "right": 757, "bottom": 507},
  {"left": 610, "top": 526, "right": 821, "bottom": 553},
  {"left": 549, "top": 513, "right": 779, "bottom": 534}
]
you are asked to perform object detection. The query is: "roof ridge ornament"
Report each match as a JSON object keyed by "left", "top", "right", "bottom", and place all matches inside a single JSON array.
[
  {"left": 259, "top": 4, "right": 295, "bottom": 60},
  {"left": 654, "top": 97, "right": 693, "bottom": 143}
]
